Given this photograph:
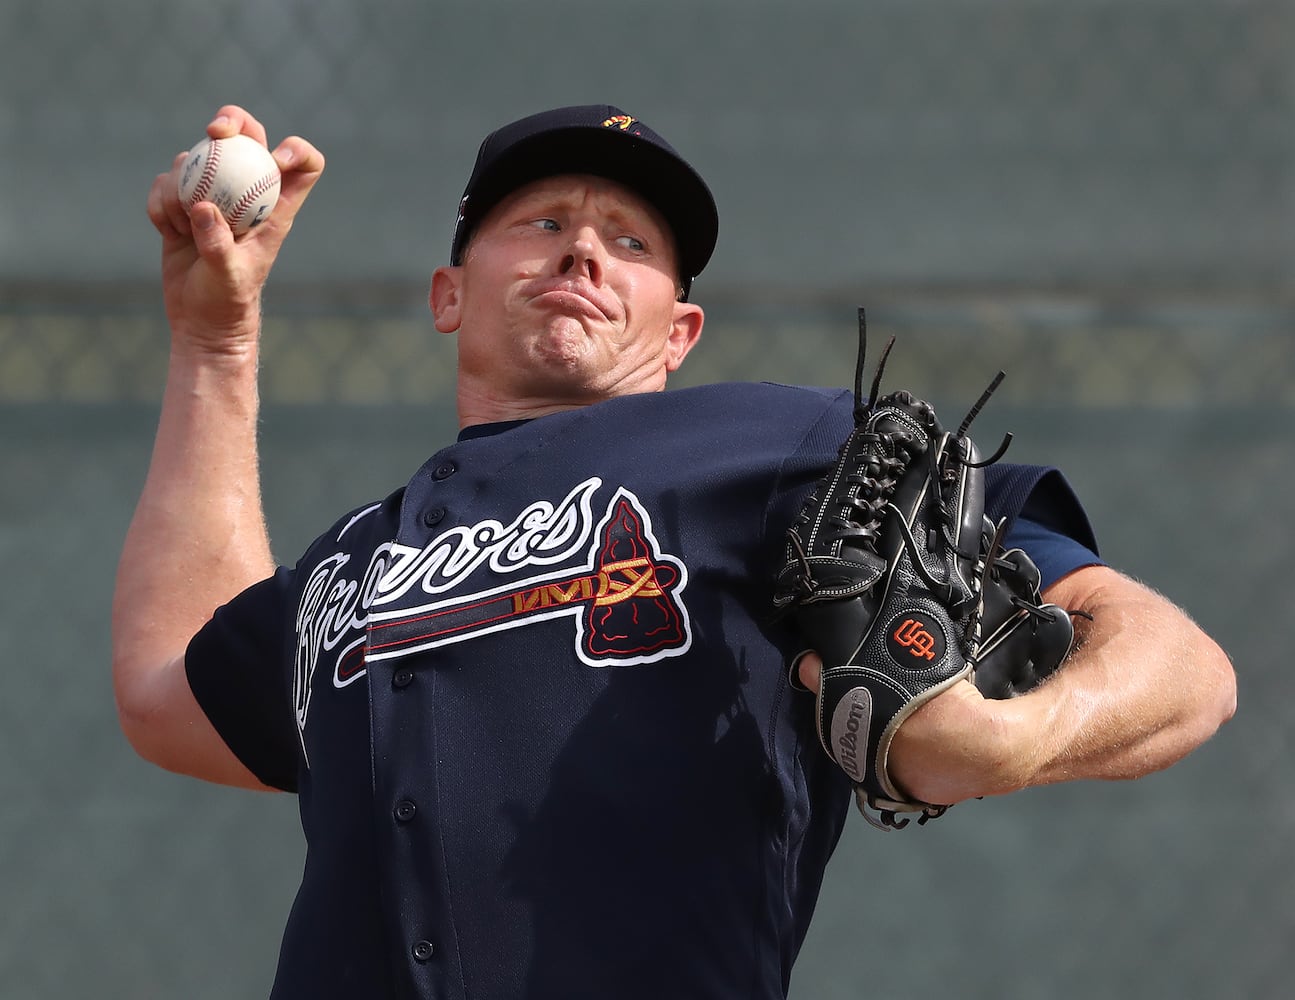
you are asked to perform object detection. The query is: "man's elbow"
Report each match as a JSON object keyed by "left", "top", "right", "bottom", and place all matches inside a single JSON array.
[
  {"left": 114, "top": 676, "right": 170, "bottom": 769},
  {"left": 1200, "top": 638, "right": 1237, "bottom": 734},
  {"left": 1172, "top": 636, "right": 1236, "bottom": 757},
  {"left": 112, "top": 653, "right": 186, "bottom": 770}
]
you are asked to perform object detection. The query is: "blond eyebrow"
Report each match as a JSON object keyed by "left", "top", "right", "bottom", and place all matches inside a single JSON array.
[{"left": 506, "top": 184, "right": 664, "bottom": 235}]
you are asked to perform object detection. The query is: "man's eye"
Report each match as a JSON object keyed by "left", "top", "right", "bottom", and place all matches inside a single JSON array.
[
  {"left": 532, "top": 218, "right": 561, "bottom": 232},
  {"left": 617, "top": 235, "right": 645, "bottom": 252}
]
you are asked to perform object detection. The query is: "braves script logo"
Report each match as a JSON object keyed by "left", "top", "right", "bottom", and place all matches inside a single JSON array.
[{"left": 292, "top": 478, "right": 691, "bottom": 740}]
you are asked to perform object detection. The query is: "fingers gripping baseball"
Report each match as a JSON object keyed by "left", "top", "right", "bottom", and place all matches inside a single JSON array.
[{"left": 149, "top": 106, "right": 324, "bottom": 351}]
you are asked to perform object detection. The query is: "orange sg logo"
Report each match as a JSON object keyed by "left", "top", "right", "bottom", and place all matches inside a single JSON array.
[
  {"left": 893, "top": 618, "right": 937, "bottom": 660},
  {"left": 602, "top": 115, "right": 636, "bottom": 130}
]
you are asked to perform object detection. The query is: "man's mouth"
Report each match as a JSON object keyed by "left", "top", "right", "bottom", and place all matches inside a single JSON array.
[{"left": 530, "top": 283, "right": 615, "bottom": 322}]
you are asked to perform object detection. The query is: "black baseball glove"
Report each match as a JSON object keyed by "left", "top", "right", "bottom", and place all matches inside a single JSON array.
[{"left": 774, "top": 310, "right": 1077, "bottom": 828}]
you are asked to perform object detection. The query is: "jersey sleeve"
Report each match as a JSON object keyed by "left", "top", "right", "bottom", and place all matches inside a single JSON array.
[
  {"left": 765, "top": 387, "right": 857, "bottom": 520},
  {"left": 184, "top": 567, "right": 300, "bottom": 792},
  {"left": 991, "top": 465, "right": 1104, "bottom": 590}
]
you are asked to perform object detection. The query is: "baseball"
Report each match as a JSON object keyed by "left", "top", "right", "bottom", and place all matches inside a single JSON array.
[{"left": 178, "top": 134, "right": 281, "bottom": 234}]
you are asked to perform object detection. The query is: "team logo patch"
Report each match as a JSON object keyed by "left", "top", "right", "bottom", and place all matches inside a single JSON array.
[
  {"left": 885, "top": 611, "right": 945, "bottom": 667},
  {"left": 365, "top": 488, "right": 690, "bottom": 666},
  {"left": 601, "top": 114, "right": 636, "bottom": 130}
]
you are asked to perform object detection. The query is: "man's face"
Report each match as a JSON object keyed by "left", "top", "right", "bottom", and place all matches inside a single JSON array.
[{"left": 431, "top": 174, "right": 703, "bottom": 408}]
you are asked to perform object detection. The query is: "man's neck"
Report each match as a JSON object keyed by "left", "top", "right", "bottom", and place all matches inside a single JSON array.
[
  {"left": 454, "top": 373, "right": 666, "bottom": 430},
  {"left": 455, "top": 382, "right": 597, "bottom": 430}
]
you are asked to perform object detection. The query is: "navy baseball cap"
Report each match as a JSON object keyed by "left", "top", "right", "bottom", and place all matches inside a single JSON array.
[{"left": 450, "top": 104, "right": 719, "bottom": 299}]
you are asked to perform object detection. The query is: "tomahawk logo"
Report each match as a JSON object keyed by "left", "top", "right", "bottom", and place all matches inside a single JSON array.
[{"left": 292, "top": 478, "right": 692, "bottom": 738}]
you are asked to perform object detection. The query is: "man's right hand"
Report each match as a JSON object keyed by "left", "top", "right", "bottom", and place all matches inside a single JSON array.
[{"left": 145, "top": 104, "right": 325, "bottom": 357}]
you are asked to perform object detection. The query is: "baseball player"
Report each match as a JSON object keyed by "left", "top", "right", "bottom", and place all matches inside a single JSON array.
[{"left": 116, "top": 104, "right": 1235, "bottom": 999}]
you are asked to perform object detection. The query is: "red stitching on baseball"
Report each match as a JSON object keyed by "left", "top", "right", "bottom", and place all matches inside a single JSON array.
[
  {"left": 228, "top": 171, "right": 280, "bottom": 229},
  {"left": 186, "top": 139, "right": 221, "bottom": 209}
]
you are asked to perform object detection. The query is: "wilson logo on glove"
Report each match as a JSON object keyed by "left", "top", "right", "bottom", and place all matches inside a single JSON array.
[
  {"left": 889, "top": 615, "right": 941, "bottom": 662},
  {"left": 831, "top": 688, "right": 874, "bottom": 784}
]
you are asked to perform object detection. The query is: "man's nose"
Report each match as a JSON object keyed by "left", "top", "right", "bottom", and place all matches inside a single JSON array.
[{"left": 558, "top": 228, "right": 605, "bottom": 284}]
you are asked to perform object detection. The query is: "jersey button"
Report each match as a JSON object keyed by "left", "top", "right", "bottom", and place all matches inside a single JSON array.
[
  {"left": 432, "top": 461, "right": 457, "bottom": 481},
  {"left": 422, "top": 506, "right": 446, "bottom": 527},
  {"left": 394, "top": 799, "right": 417, "bottom": 822},
  {"left": 411, "top": 940, "right": 435, "bottom": 962},
  {"left": 393, "top": 668, "right": 414, "bottom": 689}
]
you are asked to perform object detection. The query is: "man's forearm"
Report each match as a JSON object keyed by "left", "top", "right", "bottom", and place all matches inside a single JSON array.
[
  {"left": 1009, "top": 568, "right": 1236, "bottom": 789},
  {"left": 111, "top": 345, "right": 274, "bottom": 719}
]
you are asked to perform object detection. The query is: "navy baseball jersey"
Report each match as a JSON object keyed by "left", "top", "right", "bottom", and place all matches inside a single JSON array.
[{"left": 186, "top": 381, "right": 1099, "bottom": 1000}]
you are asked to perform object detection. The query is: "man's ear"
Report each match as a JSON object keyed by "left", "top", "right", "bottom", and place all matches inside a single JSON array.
[
  {"left": 664, "top": 302, "right": 704, "bottom": 372},
  {"left": 430, "top": 266, "right": 463, "bottom": 333}
]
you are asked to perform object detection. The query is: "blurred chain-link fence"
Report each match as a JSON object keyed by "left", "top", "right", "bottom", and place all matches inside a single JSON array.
[
  {"left": 2, "top": 1, "right": 1291, "bottom": 998},
  {"left": 2, "top": 283, "right": 1291, "bottom": 408}
]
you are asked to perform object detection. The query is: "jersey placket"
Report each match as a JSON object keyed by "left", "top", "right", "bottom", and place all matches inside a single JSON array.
[{"left": 366, "top": 447, "right": 470, "bottom": 1000}]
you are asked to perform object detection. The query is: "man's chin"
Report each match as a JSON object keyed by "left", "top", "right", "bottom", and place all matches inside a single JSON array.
[{"left": 526, "top": 321, "right": 597, "bottom": 366}]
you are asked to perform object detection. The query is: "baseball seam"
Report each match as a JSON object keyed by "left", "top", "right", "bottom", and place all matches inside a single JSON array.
[
  {"left": 229, "top": 171, "right": 281, "bottom": 230},
  {"left": 185, "top": 139, "right": 222, "bottom": 210}
]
